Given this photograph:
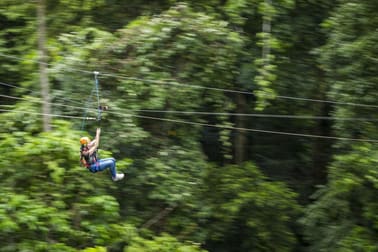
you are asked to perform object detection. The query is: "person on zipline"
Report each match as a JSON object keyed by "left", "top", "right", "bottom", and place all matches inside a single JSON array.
[{"left": 80, "top": 128, "right": 124, "bottom": 181}]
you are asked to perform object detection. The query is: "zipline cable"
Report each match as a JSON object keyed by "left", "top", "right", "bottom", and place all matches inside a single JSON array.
[
  {"left": 80, "top": 71, "right": 102, "bottom": 131},
  {"left": 0, "top": 93, "right": 92, "bottom": 112},
  {"left": 94, "top": 71, "right": 101, "bottom": 122},
  {"left": 2, "top": 93, "right": 378, "bottom": 122},
  {"left": 81, "top": 82, "right": 97, "bottom": 131},
  {"left": 1, "top": 52, "right": 378, "bottom": 109},
  {"left": 101, "top": 73, "right": 378, "bottom": 108},
  {"left": 1, "top": 107, "right": 378, "bottom": 143},
  {"left": 127, "top": 114, "right": 378, "bottom": 143},
  {"left": 124, "top": 109, "right": 378, "bottom": 121},
  {"left": 0, "top": 108, "right": 96, "bottom": 120}
]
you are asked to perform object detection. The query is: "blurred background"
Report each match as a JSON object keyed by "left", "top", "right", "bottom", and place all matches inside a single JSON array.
[{"left": 0, "top": 0, "right": 377, "bottom": 251}]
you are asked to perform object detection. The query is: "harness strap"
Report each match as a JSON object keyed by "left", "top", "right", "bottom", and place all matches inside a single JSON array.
[
  {"left": 81, "top": 71, "right": 102, "bottom": 131},
  {"left": 80, "top": 145, "right": 98, "bottom": 168},
  {"left": 94, "top": 71, "right": 102, "bottom": 124}
]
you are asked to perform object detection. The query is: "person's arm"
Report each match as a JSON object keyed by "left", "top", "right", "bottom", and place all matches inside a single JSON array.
[{"left": 88, "top": 128, "right": 101, "bottom": 155}]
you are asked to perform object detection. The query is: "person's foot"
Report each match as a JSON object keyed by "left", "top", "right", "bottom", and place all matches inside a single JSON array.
[{"left": 112, "top": 173, "right": 124, "bottom": 181}]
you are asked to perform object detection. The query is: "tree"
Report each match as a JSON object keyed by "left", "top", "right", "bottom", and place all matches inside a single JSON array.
[
  {"left": 126, "top": 233, "right": 206, "bottom": 252},
  {"left": 0, "top": 103, "right": 133, "bottom": 250},
  {"left": 96, "top": 3, "right": 246, "bottom": 237},
  {"left": 302, "top": 144, "right": 378, "bottom": 251},
  {"left": 320, "top": 0, "right": 378, "bottom": 141},
  {"left": 235, "top": 0, "right": 336, "bottom": 198},
  {"left": 301, "top": 1, "right": 378, "bottom": 250},
  {"left": 202, "top": 162, "right": 301, "bottom": 252},
  {"left": 0, "top": 1, "right": 37, "bottom": 92},
  {"left": 37, "top": 0, "right": 51, "bottom": 131}
]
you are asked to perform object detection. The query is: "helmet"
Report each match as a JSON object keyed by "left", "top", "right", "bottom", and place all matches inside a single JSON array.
[{"left": 80, "top": 137, "right": 90, "bottom": 145}]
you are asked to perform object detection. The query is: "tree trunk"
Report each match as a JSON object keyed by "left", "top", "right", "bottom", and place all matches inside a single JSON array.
[
  {"left": 312, "top": 70, "right": 333, "bottom": 185},
  {"left": 37, "top": 0, "right": 51, "bottom": 131},
  {"left": 234, "top": 93, "right": 247, "bottom": 164},
  {"left": 262, "top": 0, "right": 272, "bottom": 64}
]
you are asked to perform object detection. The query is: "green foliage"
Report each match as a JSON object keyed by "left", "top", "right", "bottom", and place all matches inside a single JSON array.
[
  {"left": 109, "top": 2, "right": 243, "bottom": 102},
  {"left": 81, "top": 247, "right": 107, "bottom": 252},
  {"left": 1, "top": 0, "right": 378, "bottom": 251},
  {"left": 0, "top": 105, "right": 135, "bottom": 250},
  {"left": 302, "top": 144, "right": 378, "bottom": 251},
  {"left": 301, "top": 3, "right": 378, "bottom": 249},
  {"left": 224, "top": 0, "right": 294, "bottom": 110},
  {"left": 202, "top": 162, "right": 301, "bottom": 251},
  {"left": 104, "top": 2, "right": 244, "bottom": 161},
  {"left": 45, "top": 26, "right": 150, "bottom": 161},
  {"left": 0, "top": 1, "right": 37, "bottom": 87},
  {"left": 144, "top": 146, "right": 206, "bottom": 205},
  {"left": 319, "top": 0, "right": 378, "bottom": 141},
  {"left": 126, "top": 233, "right": 206, "bottom": 252}
]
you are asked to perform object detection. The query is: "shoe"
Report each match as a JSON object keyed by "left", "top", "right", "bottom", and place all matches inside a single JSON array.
[{"left": 112, "top": 173, "right": 125, "bottom": 181}]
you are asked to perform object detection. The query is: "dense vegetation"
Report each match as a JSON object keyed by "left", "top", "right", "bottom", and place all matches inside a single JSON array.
[{"left": 0, "top": 1, "right": 377, "bottom": 251}]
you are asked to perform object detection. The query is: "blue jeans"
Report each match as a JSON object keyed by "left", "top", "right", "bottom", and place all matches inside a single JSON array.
[{"left": 89, "top": 157, "right": 117, "bottom": 178}]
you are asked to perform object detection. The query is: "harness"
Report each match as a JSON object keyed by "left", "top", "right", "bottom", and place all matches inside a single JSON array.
[{"left": 80, "top": 145, "right": 98, "bottom": 168}]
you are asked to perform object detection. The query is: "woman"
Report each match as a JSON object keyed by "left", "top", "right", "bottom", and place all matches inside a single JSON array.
[{"left": 80, "top": 128, "right": 124, "bottom": 181}]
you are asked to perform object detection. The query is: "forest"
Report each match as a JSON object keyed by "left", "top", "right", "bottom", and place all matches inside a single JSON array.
[{"left": 0, "top": 0, "right": 377, "bottom": 251}]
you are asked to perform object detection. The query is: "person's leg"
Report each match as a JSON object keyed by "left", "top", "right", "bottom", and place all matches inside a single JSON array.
[
  {"left": 97, "top": 158, "right": 117, "bottom": 178},
  {"left": 89, "top": 158, "right": 124, "bottom": 181}
]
